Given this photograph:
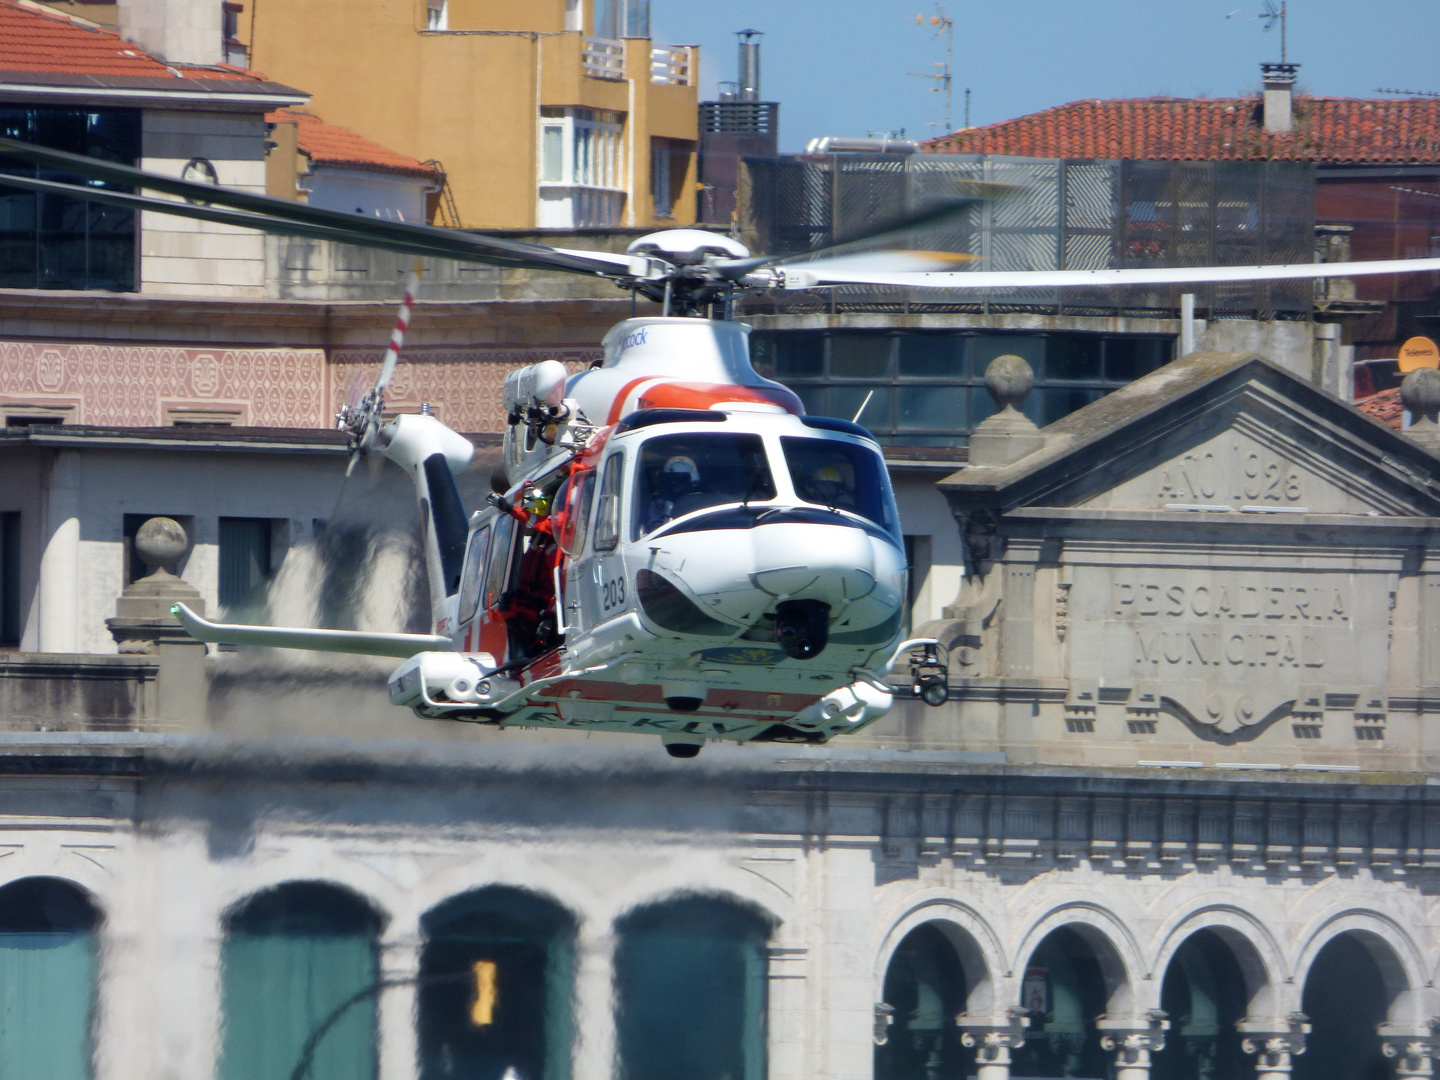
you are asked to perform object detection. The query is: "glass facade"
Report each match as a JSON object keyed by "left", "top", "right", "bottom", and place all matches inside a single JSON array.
[
  {"left": 750, "top": 330, "right": 1172, "bottom": 446},
  {"left": 0, "top": 107, "right": 139, "bottom": 292}
]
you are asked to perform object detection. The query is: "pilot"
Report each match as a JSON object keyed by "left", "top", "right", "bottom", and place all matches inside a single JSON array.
[
  {"left": 802, "top": 461, "right": 853, "bottom": 509},
  {"left": 646, "top": 453, "right": 706, "bottom": 530}
]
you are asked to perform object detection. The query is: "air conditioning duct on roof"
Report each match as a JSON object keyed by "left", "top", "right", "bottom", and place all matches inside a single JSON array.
[{"left": 805, "top": 136, "right": 920, "bottom": 155}]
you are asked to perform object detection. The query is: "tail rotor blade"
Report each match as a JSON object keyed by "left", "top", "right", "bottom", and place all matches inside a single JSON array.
[{"left": 376, "top": 265, "right": 422, "bottom": 394}]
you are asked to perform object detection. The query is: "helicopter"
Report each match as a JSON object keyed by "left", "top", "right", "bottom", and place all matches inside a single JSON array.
[{"left": 5, "top": 137, "right": 1440, "bottom": 757}]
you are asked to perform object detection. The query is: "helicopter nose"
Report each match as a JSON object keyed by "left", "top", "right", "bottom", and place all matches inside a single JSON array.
[{"left": 748, "top": 523, "right": 876, "bottom": 607}]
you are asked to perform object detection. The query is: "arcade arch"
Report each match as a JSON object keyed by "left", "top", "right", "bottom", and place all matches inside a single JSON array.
[
  {"left": 1151, "top": 929, "right": 1254, "bottom": 1080},
  {"left": 417, "top": 886, "right": 577, "bottom": 1080},
  {"left": 218, "top": 881, "right": 383, "bottom": 1080},
  {"left": 1009, "top": 922, "right": 1133, "bottom": 1079},
  {"left": 614, "top": 894, "right": 772, "bottom": 1080},
  {"left": 875, "top": 922, "right": 977, "bottom": 1080},
  {"left": 0, "top": 877, "right": 100, "bottom": 1080},
  {"left": 1294, "top": 928, "right": 1413, "bottom": 1080}
]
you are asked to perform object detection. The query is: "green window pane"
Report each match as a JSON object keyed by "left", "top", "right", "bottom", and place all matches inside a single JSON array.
[
  {"left": 829, "top": 334, "right": 892, "bottom": 379},
  {"left": 898, "top": 334, "right": 965, "bottom": 378},
  {"left": 219, "top": 517, "right": 273, "bottom": 615},
  {"left": 897, "top": 384, "right": 969, "bottom": 431},
  {"left": 774, "top": 333, "right": 823, "bottom": 379},
  {"left": 542, "top": 126, "right": 563, "bottom": 183},
  {"left": 1045, "top": 335, "right": 1102, "bottom": 381},
  {"left": 1105, "top": 336, "right": 1170, "bottom": 381},
  {"left": 616, "top": 899, "right": 770, "bottom": 1080},
  {"left": 828, "top": 384, "right": 892, "bottom": 428},
  {"left": 219, "top": 884, "right": 379, "bottom": 1080},
  {"left": 1024, "top": 387, "right": 1105, "bottom": 428},
  {"left": 0, "top": 878, "right": 99, "bottom": 1080}
]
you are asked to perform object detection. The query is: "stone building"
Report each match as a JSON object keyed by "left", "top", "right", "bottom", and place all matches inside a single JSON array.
[{"left": 0, "top": 350, "right": 1438, "bottom": 1080}]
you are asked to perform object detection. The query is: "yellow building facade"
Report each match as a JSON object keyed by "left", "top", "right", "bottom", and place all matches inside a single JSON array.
[{"left": 246, "top": 0, "right": 699, "bottom": 230}]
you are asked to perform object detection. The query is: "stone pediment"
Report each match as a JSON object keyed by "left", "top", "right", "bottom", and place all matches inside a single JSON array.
[
  {"left": 931, "top": 352, "right": 1440, "bottom": 758},
  {"left": 941, "top": 352, "right": 1440, "bottom": 519}
]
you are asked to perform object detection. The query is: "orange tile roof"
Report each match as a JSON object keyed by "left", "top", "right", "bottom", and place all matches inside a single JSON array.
[
  {"left": 0, "top": 0, "right": 274, "bottom": 83},
  {"left": 1357, "top": 387, "right": 1403, "bottom": 429},
  {"left": 923, "top": 97, "right": 1440, "bottom": 164},
  {"left": 267, "top": 109, "right": 440, "bottom": 179}
]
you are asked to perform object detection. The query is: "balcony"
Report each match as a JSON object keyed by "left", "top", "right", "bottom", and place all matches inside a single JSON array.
[
  {"left": 650, "top": 47, "right": 692, "bottom": 86},
  {"left": 582, "top": 37, "right": 625, "bottom": 81}
]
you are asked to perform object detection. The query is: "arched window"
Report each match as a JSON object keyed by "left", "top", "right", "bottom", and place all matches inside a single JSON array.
[
  {"left": 0, "top": 877, "right": 99, "bottom": 1080},
  {"left": 875, "top": 922, "right": 968, "bottom": 1080},
  {"left": 615, "top": 896, "right": 771, "bottom": 1080},
  {"left": 418, "top": 887, "right": 576, "bottom": 1080},
  {"left": 1152, "top": 929, "right": 1251, "bottom": 1080},
  {"left": 1009, "top": 927, "right": 1115, "bottom": 1079},
  {"left": 1295, "top": 933, "right": 1396, "bottom": 1080},
  {"left": 218, "top": 882, "right": 381, "bottom": 1080}
]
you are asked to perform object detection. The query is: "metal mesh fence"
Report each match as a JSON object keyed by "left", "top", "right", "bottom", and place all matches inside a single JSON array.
[{"left": 737, "top": 154, "right": 1316, "bottom": 319}]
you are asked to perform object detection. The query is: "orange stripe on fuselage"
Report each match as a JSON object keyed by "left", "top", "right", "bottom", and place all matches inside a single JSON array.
[{"left": 638, "top": 381, "right": 803, "bottom": 414}]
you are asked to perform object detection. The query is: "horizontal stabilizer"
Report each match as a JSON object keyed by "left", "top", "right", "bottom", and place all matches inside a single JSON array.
[{"left": 171, "top": 603, "right": 452, "bottom": 658}]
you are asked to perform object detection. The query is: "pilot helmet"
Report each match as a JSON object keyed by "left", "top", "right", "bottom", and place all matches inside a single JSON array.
[{"left": 661, "top": 455, "right": 700, "bottom": 493}]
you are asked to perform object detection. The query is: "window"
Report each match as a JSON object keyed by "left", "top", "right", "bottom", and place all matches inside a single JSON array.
[
  {"left": 219, "top": 517, "right": 276, "bottom": 616},
  {"left": 0, "top": 107, "right": 139, "bottom": 292},
  {"left": 542, "top": 126, "right": 564, "bottom": 183},
  {"left": 457, "top": 526, "right": 491, "bottom": 626},
  {"left": 537, "top": 108, "right": 626, "bottom": 190},
  {"left": 0, "top": 512, "right": 18, "bottom": 646},
  {"left": 594, "top": 453, "right": 624, "bottom": 551},
  {"left": 750, "top": 330, "right": 1173, "bottom": 447},
  {"left": 219, "top": 883, "right": 380, "bottom": 1080},
  {"left": 595, "top": 0, "right": 650, "bottom": 38},
  {"left": 554, "top": 471, "right": 596, "bottom": 557},
  {"left": 781, "top": 436, "right": 898, "bottom": 537},
  {"left": 615, "top": 898, "right": 770, "bottom": 1080},
  {"left": 0, "top": 877, "right": 99, "bottom": 1080},
  {"left": 484, "top": 515, "right": 517, "bottom": 612},
  {"left": 426, "top": 0, "right": 447, "bottom": 29},
  {"left": 418, "top": 888, "right": 576, "bottom": 1080},
  {"left": 633, "top": 433, "right": 773, "bottom": 538},
  {"left": 651, "top": 141, "right": 673, "bottom": 218}
]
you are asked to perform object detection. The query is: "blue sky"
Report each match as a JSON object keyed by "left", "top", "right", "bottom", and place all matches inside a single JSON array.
[{"left": 653, "top": 1, "right": 1440, "bottom": 151}]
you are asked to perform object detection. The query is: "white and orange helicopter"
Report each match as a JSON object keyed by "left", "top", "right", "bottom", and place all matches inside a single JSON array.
[{"left": 6, "top": 137, "right": 1440, "bottom": 755}]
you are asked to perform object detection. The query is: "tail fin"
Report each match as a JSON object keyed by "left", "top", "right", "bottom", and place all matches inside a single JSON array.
[{"left": 380, "top": 414, "right": 475, "bottom": 629}]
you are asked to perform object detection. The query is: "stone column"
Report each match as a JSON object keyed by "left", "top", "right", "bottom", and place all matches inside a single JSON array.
[
  {"left": 377, "top": 933, "right": 421, "bottom": 1080},
  {"left": 571, "top": 924, "right": 617, "bottom": 1080},
  {"left": 1098, "top": 1010, "right": 1169, "bottom": 1080},
  {"left": 957, "top": 1007, "right": 1029, "bottom": 1080},
  {"left": 106, "top": 516, "right": 208, "bottom": 730},
  {"left": 1381, "top": 1021, "right": 1440, "bottom": 1080},
  {"left": 1239, "top": 1013, "right": 1310, "bottom": 1078}
]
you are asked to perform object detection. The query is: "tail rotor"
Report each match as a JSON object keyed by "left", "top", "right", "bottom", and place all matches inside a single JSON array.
[{"left": 337, "top": 262, "right": 424, "bottom": 475}]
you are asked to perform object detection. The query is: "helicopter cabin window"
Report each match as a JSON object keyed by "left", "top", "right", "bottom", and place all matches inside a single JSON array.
[
  {"left": 457, "top": 526, "right": 491, "bottom": 626},
  {"left": 484, "top": 515, "right": 517, "bottom": 612},
  {"left": 594, "top": 453, "right": 625, "bottom": 552},
  {"left": 633, "top": 433, "right": 774, "bottom": 539},
  {"left": 554, "top": 472, "right": 596, "bottom": 557},
  {"left": 780, "top": 437, "right": 898, "bottom": 538}
]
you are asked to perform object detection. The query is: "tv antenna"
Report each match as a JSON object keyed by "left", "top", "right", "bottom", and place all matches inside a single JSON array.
[
  {"left": 1227, "top": 0, "right": 1287, "bottom": 63},
  {"left": 909, "top": 4, "right": 954, "bottom": 132}
]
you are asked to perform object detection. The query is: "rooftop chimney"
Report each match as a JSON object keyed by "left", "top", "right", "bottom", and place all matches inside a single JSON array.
[
  {"left": 737, "top": 29, "right": 762, "bottom": 103},
  {"left": 1261, "top": 62, "right": 1299, "bottom": 133}
]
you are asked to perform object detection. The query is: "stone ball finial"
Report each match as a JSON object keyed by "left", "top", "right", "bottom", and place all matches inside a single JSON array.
[
  {"left": 984, "top": 354, "right": 1034, "bottom": 412},
  {"left": 1401, "top": 367, "right": 1440, "bottom": 424},
  {"left": 134, "top": 516, "right": 188, "bottom": 576}
]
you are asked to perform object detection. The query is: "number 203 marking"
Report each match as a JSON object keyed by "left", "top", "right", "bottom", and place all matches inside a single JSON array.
[{"left": 602, "top": 576, "right": 626, "bottom": 611}]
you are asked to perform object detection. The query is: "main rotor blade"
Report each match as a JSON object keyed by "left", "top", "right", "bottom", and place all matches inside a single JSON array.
[
  {"left": 0, "top": 172, "right": 497, "bottom": 264},
  {"left": 713, "top": 186, "right": 1005, "bottom": 279},
  {"left": 778, "top": 256, "right": 1440, "bottom": 291},
  {"left": 0, "top": 136, "right": 642, "bottom": 278}
]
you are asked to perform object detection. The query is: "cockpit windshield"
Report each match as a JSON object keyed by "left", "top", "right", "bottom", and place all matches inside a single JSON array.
[
  {"left": 634, "top": 432, "right": 775, "bottom": 538},
  {"left": 781, "top": 436, "right": 899, "bottom": 537}
]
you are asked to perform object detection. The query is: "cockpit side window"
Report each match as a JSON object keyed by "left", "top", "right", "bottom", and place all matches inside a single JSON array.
[
  {"left": 633, "top": 432, "right": 775, "bottom": 539},
  {"left": 594, "top": 452, "right": 625, "bottom": 552},
  {"left": 457, "top": 525, "right": 492, "bottom": 625},
  {"left": 484, "top": 515, "right": 516, "bottom": 611},
  {"left": 555, "top": 471, "right": 596, "bottom": 557},
  {"left": 780, "top": 436, "right": 899, "bottom": 537}
]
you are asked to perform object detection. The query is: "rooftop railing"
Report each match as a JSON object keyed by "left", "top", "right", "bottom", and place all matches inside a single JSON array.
[
  {"left": 650, "top": 46, "right": 692, "bottom": 86},
  {"left": 582, "top": 37, "right": 625, "bottom": 81}
]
